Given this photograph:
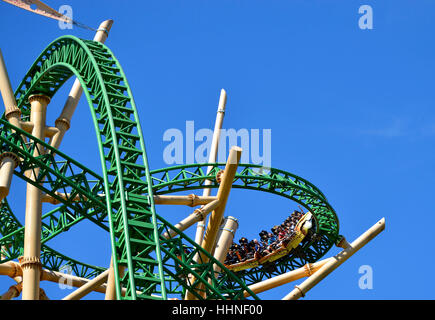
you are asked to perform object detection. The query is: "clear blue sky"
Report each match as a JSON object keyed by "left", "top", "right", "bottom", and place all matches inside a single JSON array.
[{"left": 1, "top": 0, "right": 434, "bottom": 300}]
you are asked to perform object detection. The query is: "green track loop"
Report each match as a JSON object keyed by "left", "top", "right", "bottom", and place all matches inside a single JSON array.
[{"left": 0, "top": 36, "right": 339, "bottom": 299}]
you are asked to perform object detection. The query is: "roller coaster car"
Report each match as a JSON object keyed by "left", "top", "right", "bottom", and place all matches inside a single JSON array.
[
  {"left": 227, "top": 257, "right": 260, "bottom": 272},
  {"left": 285, "top": 212, "right": 313, "bottom": 249},
  {"left": 259, "top": 212, "right": 313, "bottom": 264},
  {"left": 224, "top": 212, "right": 313, "bottom": 272}
]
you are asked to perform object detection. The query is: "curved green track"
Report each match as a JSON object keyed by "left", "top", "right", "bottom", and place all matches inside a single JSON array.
[{"left": 0, "top": 36, "right": 340, "bottom": 300}]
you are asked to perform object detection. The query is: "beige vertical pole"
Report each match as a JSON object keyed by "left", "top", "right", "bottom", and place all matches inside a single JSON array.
[
  {"left": 0, "top": 152, "right": 20, "bottom": 201},
  {"left": 21, "top": 94, "right": 50, "bottom": 300},
  {"left": 105, "top": 258, "right": 116, "bottom": 300},
  {"left": 186, "top": 146, "right": 241, "bottom": 300},
  {"left": 0, "top": 49, "right": 22, "bottom": 130},
  {"left": 194, "top": 89, "right": 227, "bottom": 246},
  {"left": 282, "top": 218, "right": 386, "bottom": 300},
  {"left": 50, "top": 19, "right": 114, "bottom": 150},
  {"left": 212, "top": 216, "right": 238, "bottom": 273},
  {"left": 201, "top": 146, "right": 241, "bottom": 257},
  {"left": 105, "top": 258, "right": 125, "bottom": 300}
]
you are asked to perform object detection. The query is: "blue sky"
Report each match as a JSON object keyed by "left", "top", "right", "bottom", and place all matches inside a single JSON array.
[{"left": 1, "top": 0, "right": 434, "bottom": 300}]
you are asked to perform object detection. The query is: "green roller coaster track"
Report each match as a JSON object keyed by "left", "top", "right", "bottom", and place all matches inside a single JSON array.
[{"left": 0, "top": 35, "right": 340, "bottom": 300}]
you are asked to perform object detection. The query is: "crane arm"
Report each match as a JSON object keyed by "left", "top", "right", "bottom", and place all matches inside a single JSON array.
[{"left": 1, "top": 0, "right": 95, "bottom": 31}]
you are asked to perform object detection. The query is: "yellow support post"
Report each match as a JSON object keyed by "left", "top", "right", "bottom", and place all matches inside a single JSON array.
[
  {"left": 282, "top": 218, "right": 386, "bottom": 300},
  {"left": 194, "top": 89, "right": 227, "bottom": 245},
  {"left": 186, "top": 146, "right": 242, "bottom": 300}
]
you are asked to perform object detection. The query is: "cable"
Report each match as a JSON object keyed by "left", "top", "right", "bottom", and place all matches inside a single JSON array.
[{"left": 2, "top": 0, "right": 96, "bottom": 32}]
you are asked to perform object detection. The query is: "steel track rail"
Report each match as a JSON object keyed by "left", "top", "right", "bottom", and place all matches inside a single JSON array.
[{"left": 0, "top": 36, "right": 339, "bottom": 299}]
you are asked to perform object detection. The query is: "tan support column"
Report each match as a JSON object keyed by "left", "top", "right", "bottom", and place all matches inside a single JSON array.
[
  {"left": 41, "top": 268, "right": 108, "bottom": 294},
  {"left": 41, "top": 191, "right": 88, "bottom": 205},
  {"left": 0, "top": 152, "right": 20, "bottom": 201},
  {"left": 243, "top": 258, "right": 332, "bottom": 297},
  {"left": 39, "top": 288, "right": 49, "bottom": 300},
  {"left": 336, "top": 236, "right": 351, "bottom": 249},
  {"left": 194, "top": 89, "right": 227, "bottom": 245},
  {"left": 186, "top": 146, "right": 241, "bottom": 300},
  {"left": 212, "top": 216, "right": 238, "bottom": 273},
  {"left": 0, "top": 282, "right": 22, "bottom": 300},
  {"left": 201, "top": 146, "right": 241, "bottom": 256},
  {"left": 162, "top": 199, "right": 220, "bottom": 239},
  {"left": 153, "top": 194, "right": 217, "bottom": 206},
  {"left": 62, "top": 269, "right": 110, "bottom": 300},
  {"left": 0, "top": 261, "right": 139, "bottom": 297},
  {"left": 0, "top": 49, "right": 22, "bottom": 130},
  {"left": 51, "top": 19, "right": 114, "bottom": 150},
  {"left": 282, "top": 218, "right": 386, "bottom": 300},
  {"left": 105, "top": 258, "right": 116, "bottom": 300},
  {"left": 21, "top": 94, "right": 50, "bottom": 300},
  {"left": 0, "top": 261, "right": 20, "bottom": 278},
  {"left": 105, "top": 258, "right": 125, "bottom": 300}
]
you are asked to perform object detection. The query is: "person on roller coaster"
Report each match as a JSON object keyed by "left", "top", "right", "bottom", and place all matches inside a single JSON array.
[
  {"left": 264, "top": 232, "right": 277, "bottom": 254},
  {"left": 259, "top": 230, "right": 269, "bottom": 247},
  {"left": 247, "top": 240, "right": 257, "bottom": 260},
  {"left": 225, "top": 208, "right": 310, "bottom": 268},
  {"left": 233, "top": 243, "right": 245, "bottom": 263},
  {"left": 293, "top": 210, "right": 303, "bottom": 220},
  {"left": 272, "top": 225, "right": 282, "bottom": 245},
  {"left": 239, "top": 237, "right": 254, "bottom": 261},
  {"left": 285, "top": 218, "right": 295, "bottom": 232},
  {"left": 225, "top": 244, "right": 239, "bottom": 265},
  {"left": 277, "top": 225, "right": 287, "bottom": 243},
  {"left": 271, "top": 225, "right": 279, "bottom": 237}
]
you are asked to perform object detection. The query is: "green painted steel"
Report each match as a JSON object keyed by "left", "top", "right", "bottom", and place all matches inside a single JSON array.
[
  {"left": 0, "top": 199, "right": 106, "bottom": 278},
  {"left": 0, "top": 120, "right": 338, "bottom": 294},
  {"left": 0, "top": 35, "right": 340, "bottom": 299},
  {"left": 151, "top": 163, "right": 339, "bottom": 287},
  {"left": 14, "top": 35, "right": 172, "bottom": 299},
  {"left": 0, "top": 36, "right": 260, "bottom": 299}
]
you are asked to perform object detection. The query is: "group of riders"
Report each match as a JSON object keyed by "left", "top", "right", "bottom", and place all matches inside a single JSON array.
[{"left": 224, "top": 210, "right": 306, "bottom": 266}]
